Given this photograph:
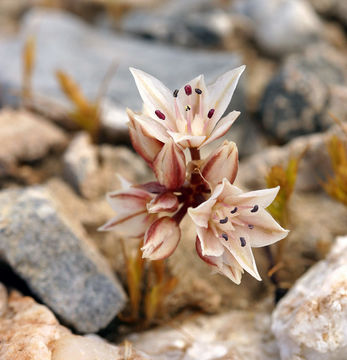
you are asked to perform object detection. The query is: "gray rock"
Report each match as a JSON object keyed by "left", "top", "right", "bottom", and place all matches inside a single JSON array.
[
  {"left": 232, "top": 0, "right": 321, "bottom": 56},
  {"left": 0, "top": 186, "right": 126, "bottom": 333},
  {"left": 122, "top": 2, "right": 233, "bottom": 48},
  {"left": 63, "top": 132, "right": 99, "bottom": 199},
  {"left": 272, "top": 236, "right": 347, "bottom": 360},
  {"left": 260, "top": 45, "right": 347, "bottom": 142},
  {"left": 0, "top": 8, "right": 245, "bottom": 137}
]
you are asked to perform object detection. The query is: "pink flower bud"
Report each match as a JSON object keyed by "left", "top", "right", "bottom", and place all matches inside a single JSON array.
[
  {"left": 153, "top": 140, "right": 186, "bottom": 190},
  {"left": 201, "top": 140, "right": 238, "bottom": 188},
  {"left": 127, "top": 109, "right": 163, "bottom": 166},
  {"left": 142, "top": 217, "right": 181, "bottom": 260},
  {"left": 147, "top": 192, "right": 179, "bottom": 213}
]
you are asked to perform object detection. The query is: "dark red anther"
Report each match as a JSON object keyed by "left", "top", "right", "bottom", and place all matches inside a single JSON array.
[
  {"left": 155, "top": 110, "right": 166, "bottom": 120},
  {"left": 207, "top": 109, "right": 215, "bottom": 119},
  {"left": 184, "top": 85, "right": 192, "bottom": 96}
]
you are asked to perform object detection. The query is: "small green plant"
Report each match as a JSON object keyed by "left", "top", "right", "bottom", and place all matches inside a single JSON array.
[
  {"left": 56, "top": 61, "right": 117, "bottom": 143},
  {"left": 323, "top": 135, "right": 347, "bottom": 206},
  {"left": 22, "top": 35, "right": 36, "bottom": 105},
  {"left": 120, "top": 239, "right": 177, "bottom": 326}
]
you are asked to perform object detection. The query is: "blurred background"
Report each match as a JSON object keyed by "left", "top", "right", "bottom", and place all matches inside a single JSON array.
[{"left": 0, "top": 1, "right": 347, "bottom": 359}]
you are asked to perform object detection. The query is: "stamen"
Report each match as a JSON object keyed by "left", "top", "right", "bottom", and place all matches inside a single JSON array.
[
  {"left": 248, "top": 224, "right": 254, "bottom": 229},
  {"left": 219, "top": 216, "right": 228, "bottom": 224},
  {"left": 185, "top": 105, "right": 191, "bottom": 111},
  {"left": 155, "top": 110, "right": 165, "bottom": 120},
  {"left": 173, "top": 89, "right": 179, "bottom": 98},
  {"left": 221, "top": 233, "right": 229, "bottom": 241},
  {"left": 195, "top": 88, "right": 202, "bottom": 95},
  {"left": 230, "top": 207, "right": 237, "bottom": 214},
  {"left": 240, "top": 237, "right": 246, "bottom": 247},
  {"left": 251, "top": 205, "right": 259, "bottom": 213},
  {"left": 207, "top": 109, "right": 215, "bottom": 119},
  {"left": 184, "top": 85, "right": 192, "bottom": 96}
]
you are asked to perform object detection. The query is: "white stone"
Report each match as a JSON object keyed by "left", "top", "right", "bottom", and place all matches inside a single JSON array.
[{"left": 272, "top": 236, "right": 347, "bottom": 360}]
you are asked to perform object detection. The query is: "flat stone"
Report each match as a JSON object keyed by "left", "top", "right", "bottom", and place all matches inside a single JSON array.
[
  {"left": 0, "top": 186, "right": 126, "bottom": 333},
  {"left": 0, "top": 287, "right": 147, "bottom": 360},
  {"left": 260, "top": 45, "right": 347, "bottom": 142},
  {"left": 128, "top": 304, "right": 278, "bottom": 360},
  {"left": 0, "top": 9, "right": 244, "bottom": 137},
  {"left": 272, "top": 236, "right": 347, "bottom": 360},
  {"left": 0, "top": 108, "right": 67, "bottom": 169}
]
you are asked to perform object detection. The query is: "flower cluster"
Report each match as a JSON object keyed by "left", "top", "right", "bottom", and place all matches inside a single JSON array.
[{"left": 99, "top": 66, "right": 288, "bottom": 284}]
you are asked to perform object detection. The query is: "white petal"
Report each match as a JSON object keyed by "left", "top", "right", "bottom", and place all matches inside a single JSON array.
[
  {"left": 142, "top": 217, "right": 180, "bottom": 260},
  {"left": 177, "top": 74, "right": 207, "bottom": 118},
  {"left": 167, "top": 131, "right": 206, "bottom": 148},
  {"left": 205, "top": 65, "right": 245, "bottom": 125},
  {"left": 196, "top": 227, "right": 225, "bottom": 257},
  {"left": 236, "top": 186, "right": 280, "bottom": 208},
  {"left": 240, "top": 209, "right": 289, "bottom": 247},
  {"left": 106, "top": 188, "right": 152, "bottom": 215},
  {"left": 130, "top": 68, "right": 175, "bottom": 127},
  {"left": 131, "top": 111, "right": 170, "bottom": 143},
  {"left": 188, "top": 197, "right": 217, "bottom": 228},
  {"left": 218, "top": 251, "right": 244, "bottom": 284},
  {"left": 200, "top": 111, "right": 240, "bottom": 149},
  {"left": 98, "top": 211, "right": 155, "bottom": 238},
  {"left": 223, "top": 236, "right": 261, "bottom": 281}
]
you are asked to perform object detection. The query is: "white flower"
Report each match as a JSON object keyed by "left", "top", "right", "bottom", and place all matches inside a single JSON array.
[
  {"left": 129, "top": 66, "right": 245, "bottom": 149},
  {"left": 188, "top": 179, "right": 289, "bottom": 283}
]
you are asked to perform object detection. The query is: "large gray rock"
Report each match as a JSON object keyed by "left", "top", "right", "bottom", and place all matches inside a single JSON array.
[
  {"left": 232, "top": 0, "right": 321, "bottom": 56},
  {"left": 272, "top": 236, "right": 347, "bottom": 360},
  {"left": 0, "top": 186, "right": 126, "bottom": 333},
  {"left": 0, "top": 9, "right": 244, "bottom": 136},
  {"left": 260, "top": 45, "right": 347, "bottom": 142}
]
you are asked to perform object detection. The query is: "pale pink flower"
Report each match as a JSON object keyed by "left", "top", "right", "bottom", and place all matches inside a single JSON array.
[
  {"left": 129, "top": 66, "right": 245, "bottom": 149},
  {"left": 188, "top": 179, "right": 289, "bottom": 282}
]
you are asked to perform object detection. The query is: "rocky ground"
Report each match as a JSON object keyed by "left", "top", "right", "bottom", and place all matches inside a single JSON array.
[{"left": 0, "top": 0, "right": 347, "bottom": 359}]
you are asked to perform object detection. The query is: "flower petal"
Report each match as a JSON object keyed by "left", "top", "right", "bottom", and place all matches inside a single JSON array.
[
  {"left": 240, "top": 209, "right": 289, "bottom": 247},
  {"left": 106, "top": 188, "right": 152, "bottom": 216},
  {"left": 142, "top": 217, "right": 180, "bottom": 260},
  {"left": 167, "top": 131, "right": 206, "bottom": 148},
  {"left": 153, "top": 140, "right": 186, "bottom": 190},
  {"left": 147, "top": 192, "right": 179, "bottom": 213},
  {"left": 205, "top": 65, "right": 245, "bottom": 125},
  {"left": 130, "top": 111, "right": 170, "bottom": 143},
  {"left": 222, "top": 236, "right": 261, "bottom": 281},
  {"left": 130, "top": 68, "right": 176, "bottom": 128},
  {"left": 218, "top": 251, "right": 244, "bottom": 284},
  {"left": 196, "top": 226, "right": 225, "bottom": 257},
  {"left": 235, "top": 186, "right": 280, "bottom": 208},
  {"left": 201, "top": 140, "right": 238, "bottom": 188},
  {"left": 128, "top": 108, "right": 163, "bottom": 165},
  {"left": 200, "top": 111, "right": 240, "bottom": 149},
  {"left": 188, "top": 197, "right": 217, "bottom": 228},
  {"left": 98, "top": 211, "right": 155, "bottom": 238}
]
